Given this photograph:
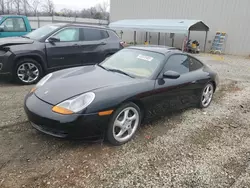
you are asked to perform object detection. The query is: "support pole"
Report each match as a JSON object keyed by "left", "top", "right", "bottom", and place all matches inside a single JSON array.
[
  {"left": 204, "top": 31, "right": 208, "bottom": 52},
  {"left": 164, "top": 33, "right": 167, "bottom": 46},
  {"left": 172, "top": 38, "right": 174, "bottom": 47},
  {"left": 134, "top": 31, "right": 136, "bottom": 45},
  {"left": 158, "top": 32, "right": 160, "bottom": 45},
  {"left": 187, "top": 30, "right": 190, "bottom": 41}
]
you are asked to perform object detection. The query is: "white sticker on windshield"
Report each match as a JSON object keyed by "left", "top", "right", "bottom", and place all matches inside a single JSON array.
[{"left": 137, "top": 54, "right": 153, "bottom": 62}]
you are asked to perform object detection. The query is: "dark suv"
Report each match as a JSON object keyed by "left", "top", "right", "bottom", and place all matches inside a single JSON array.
[{"left": 0, "top": 23, "right": 124, "bottom": 84}]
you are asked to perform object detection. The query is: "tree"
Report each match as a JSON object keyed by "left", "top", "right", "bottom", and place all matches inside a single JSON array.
[
  {"left": 95, "top": 0, "right": 110, "bottom": 20},
  {"left": 30, "top": 0, "right": 41, "bottom": 16},
  {"left": 60, "top": 8, "right": 75, "bottom": 17},
  {"left": 0, "top": 0, "right": 5, "bottom": 14},
  {"left": 13, "top": 0, "right": 22, "bottom": 14},
  {"left": 22, "top": 0, "right": 30, "bottom": 15},
  {"left": 6, "top": 1, "right": 12, "bottom": 14},
  {"left": 42, "top": 0, "right": 54, "bottom": 16},
  {"left": 96, "top": 0, "right": 109, "bottom": 13}
]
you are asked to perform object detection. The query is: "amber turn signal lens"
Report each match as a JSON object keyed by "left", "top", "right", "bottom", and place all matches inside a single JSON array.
[
  {"left": 30, "top": 87, "right": 36, "bottom": 93},
  {"left": 52, "top": 106, "right": 74, "bottom": 115},
  {"left": 98, "top": 110, "right": 113, "bottom": 116}
]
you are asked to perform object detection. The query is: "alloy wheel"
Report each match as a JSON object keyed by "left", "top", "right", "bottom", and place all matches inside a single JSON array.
[
  {"left": 201, "top": 83, "right": 214, "bottom": 107},
  {"left": 113, "top": 107, "right": 140, "bottom": 143},
  {"left": 17, "top": 63, "right": 39, "bottom": 83}
]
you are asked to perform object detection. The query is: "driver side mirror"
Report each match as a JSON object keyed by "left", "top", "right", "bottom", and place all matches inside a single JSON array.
[
  {"left": 0, "top": 25, "right": 5, "bottom": 32},
  {"left": 48, "top": 36, "right": 60, "bottom": 43},
  {"left": 163, "top": 70, "right": 180, "bottom": 79}
]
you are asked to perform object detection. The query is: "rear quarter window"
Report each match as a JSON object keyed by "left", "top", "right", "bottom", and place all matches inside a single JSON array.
[
  {"left": 189, "top": 56, "right": 204, "bottom": 71},
  {"left": 83, "top": 28, "right": 108, "bottom": 41}
]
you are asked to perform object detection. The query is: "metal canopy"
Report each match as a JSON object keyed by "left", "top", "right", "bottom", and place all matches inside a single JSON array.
[{"left": 109, "top": 19, "right": 209, "bottom": 34}]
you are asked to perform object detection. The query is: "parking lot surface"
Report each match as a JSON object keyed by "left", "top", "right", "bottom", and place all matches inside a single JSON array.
[{"left": 0, "top": 54, "right": 250, "bottom": 188}]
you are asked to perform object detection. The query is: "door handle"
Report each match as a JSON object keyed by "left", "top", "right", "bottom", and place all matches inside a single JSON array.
[
  {"left": 191, "top": 80, "right": 197, "bottom": 84},
  {"left": 99, "top": 42, "right": 106, "bottom": 45},
  {"left": 73, "top": 44, "right": 80, "bottom": 47}
]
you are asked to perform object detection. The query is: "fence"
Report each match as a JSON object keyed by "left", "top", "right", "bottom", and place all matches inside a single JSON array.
[{"left": 28, "top": 16, "right": 109, "bottom": 29}]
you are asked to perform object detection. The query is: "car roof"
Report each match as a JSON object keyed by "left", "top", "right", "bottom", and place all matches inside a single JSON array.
[
  {"left": 127, "top": 45, "right": 182, "bottom": 55},
  {"left": 57, "top": 23, "right": 109, "bottom": 30},
  {"left": 0, "top": 15, "right": 27, "bottom": 18}
]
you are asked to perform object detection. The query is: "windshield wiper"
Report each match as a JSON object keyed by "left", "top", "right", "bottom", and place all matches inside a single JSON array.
[
  {"left": 97, "top": 64, "right": 108, "bottom": 70},
  {"left": 97, "top": 64, "right": 134, "bottom": 78},
  {"left": 107, "top": 68, "right": 135, "bottom": 78},
  {"left": 20, "top": 35, "right": 30, "bottom": 39}
]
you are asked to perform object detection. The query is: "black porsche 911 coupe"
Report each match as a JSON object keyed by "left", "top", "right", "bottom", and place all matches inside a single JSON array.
[{"left": 24, "top": 45, "right": 219, "bottom": 145}]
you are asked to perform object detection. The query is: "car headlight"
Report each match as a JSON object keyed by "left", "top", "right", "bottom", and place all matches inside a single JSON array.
[
  {"left": 30, "top": 73, "right": 53, "bottom": 93},
  {"left": 52, "top": 92, "right": 95, "bottom": 115}
]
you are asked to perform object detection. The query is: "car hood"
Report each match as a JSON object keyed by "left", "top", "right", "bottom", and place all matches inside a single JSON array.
[
  {"left": 0, "top": 37, "right": 34, "bottom": 48},
  {"left": 35, "top": 65, "right": 142, "bottom": 105}
]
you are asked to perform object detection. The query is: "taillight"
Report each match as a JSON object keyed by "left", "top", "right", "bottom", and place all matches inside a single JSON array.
[{"left": 119, "top": 41, "right": 127, "bottom": 48}]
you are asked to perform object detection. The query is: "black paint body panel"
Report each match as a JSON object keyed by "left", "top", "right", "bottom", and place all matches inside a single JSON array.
[{"left": 24, "top": 47, "right": 219, "bottom": 139}]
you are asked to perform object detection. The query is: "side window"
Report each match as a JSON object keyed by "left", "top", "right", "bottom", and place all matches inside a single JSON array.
[
  {"left": 101, "top": 30, "right": 109, "bottom": 39},
  {"left": 53, "top": 28, "right": 80, "bottom": 42},
  {"left": 83, "top": 28, "right": 108, "bottom": 41},
  {"left": 189, "top": 57, "right": 203, "bottom": 71},
  {"left": 164, "top": 54, "right": 189, "bottom": 74},
  {"left": 0, "top": 18, "right": 26, "bottom": 32}
]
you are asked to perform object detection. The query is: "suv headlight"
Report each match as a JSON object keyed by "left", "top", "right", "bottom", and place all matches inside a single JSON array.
[
  {"left": 52, "top": 92, "right": 95, "bottom": 115},
  {"left": 30, "top": 73, "right": 53, "bottom": 93}
]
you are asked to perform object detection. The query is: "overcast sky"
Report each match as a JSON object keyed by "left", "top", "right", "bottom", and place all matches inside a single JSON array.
[{"left": 53, "top": 0, "right": 109, "bottom": 11}]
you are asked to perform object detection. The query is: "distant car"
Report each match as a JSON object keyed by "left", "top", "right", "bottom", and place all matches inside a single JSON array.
[
  {"left": 0, "top": 23, "right": 124, "bottom": 84},
  {"left": 24, "top": 46, "right": 219, "bottom": 145},
  {"left": 0, "top": 15, "right": 33, "bottom": 38}
]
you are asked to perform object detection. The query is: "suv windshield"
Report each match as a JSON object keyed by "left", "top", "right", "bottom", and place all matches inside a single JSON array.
[
  {"left": 101, "top": 48, "right": 165, "bottom": 78},
  {"left": 25, "top": 24, "right": 61, "bottom": 40}
]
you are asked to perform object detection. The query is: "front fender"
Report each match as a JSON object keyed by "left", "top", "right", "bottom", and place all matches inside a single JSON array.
[
  {"left": 10, "top": 44, "right": 47, "bottom": 71},
  {"left": 84, "top": 80, "right": 155, "bottom": 114}
]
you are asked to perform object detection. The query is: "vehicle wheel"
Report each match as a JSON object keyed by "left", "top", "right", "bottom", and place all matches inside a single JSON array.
[
  {"left": 106, "top": 102, "right": 141, "bottom": 146},
  {"left": 15, "top": 58, "right": 43, "bottom": 85},
  {"left": 199, "top": 82, "right": 214, "bottom": 108}
]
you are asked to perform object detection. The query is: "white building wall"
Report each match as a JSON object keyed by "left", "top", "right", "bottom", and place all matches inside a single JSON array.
[{"left": 110, "top": 0, "right": 250, "bottom": 56}]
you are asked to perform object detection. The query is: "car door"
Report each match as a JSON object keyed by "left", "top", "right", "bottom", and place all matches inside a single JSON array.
[
  {"left": 148, "top": 54, "right": 196, "bottom": 117},
  {"left": 81, "top": 27, "right": 109, "bottom": 65},
  {"left": 0, "top": 17, "right": 28, "bottom": 38},
  {"left": 45, "top": 27, "right": 83, "bottom": 69},
  {"left": 188, "top": 55, "right": 210, "bottom": 101}
]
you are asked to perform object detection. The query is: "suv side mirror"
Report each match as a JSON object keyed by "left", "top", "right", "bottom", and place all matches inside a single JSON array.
[
  {"left": 48, "top": 36, "right": 60, "bottom": 43},
  {"left": 0, "top": 25, "right": 5, "bottom": 32},
  {"left": 163, "top": 70, "right": 180, "bottom": 79}
]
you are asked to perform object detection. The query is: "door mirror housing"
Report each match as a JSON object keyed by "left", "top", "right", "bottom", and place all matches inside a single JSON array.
[
  {"left": 0, "top": 25, "right": 5, "bottom": 32},
  {"left": 48, "top": 36, "right": 60, "bottom": 43},
  {"left": 163, "top": 70, "right": 180, "bottom": 79}
]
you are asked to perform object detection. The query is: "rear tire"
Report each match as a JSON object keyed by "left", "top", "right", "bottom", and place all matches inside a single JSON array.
[
  {"left": 106, "top": 102, "right": 141, "bottom": 146},
  {"left": 14, "top": 58, "right": 43, "bottom": 85}
]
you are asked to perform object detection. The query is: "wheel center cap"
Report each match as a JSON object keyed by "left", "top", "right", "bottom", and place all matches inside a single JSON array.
[{"left": 124, "top": 121, "right": 131, "bottom": 128}]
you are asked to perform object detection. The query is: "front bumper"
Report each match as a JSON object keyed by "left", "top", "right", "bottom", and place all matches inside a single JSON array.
[
  {"left": 0, "top": 51, "right": 14, "bottom": 76},
  {"left": 24, "top": 93, "right": 111, "bottom": 139}
]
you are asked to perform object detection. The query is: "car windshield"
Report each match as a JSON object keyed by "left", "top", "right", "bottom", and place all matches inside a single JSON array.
[
  {"left": 25, "top": 24, "right": 61, "bottom": 40},
  {"left": 101, "top": 48, "right": 165, "bottom": 78}
]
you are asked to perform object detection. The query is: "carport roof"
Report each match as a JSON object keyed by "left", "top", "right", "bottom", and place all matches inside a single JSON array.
[{"left": 109, "top": 19, "right": 209, "bottom": 34}]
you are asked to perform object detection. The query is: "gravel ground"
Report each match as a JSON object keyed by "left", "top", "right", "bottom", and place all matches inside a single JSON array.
[{"left": 0, "top": 54, "right": 250, "bottom": 188}]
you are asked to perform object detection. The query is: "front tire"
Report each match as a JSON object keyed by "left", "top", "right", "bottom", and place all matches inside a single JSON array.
[
  {"left": 199, "top": 82, "right": 214, "bottom": 108},
  {"left": 15, "top": 58, "right": 43, "bottom": 85},
  {"left": 106, "top": 102, "right": 141, "bottom": 146}
]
